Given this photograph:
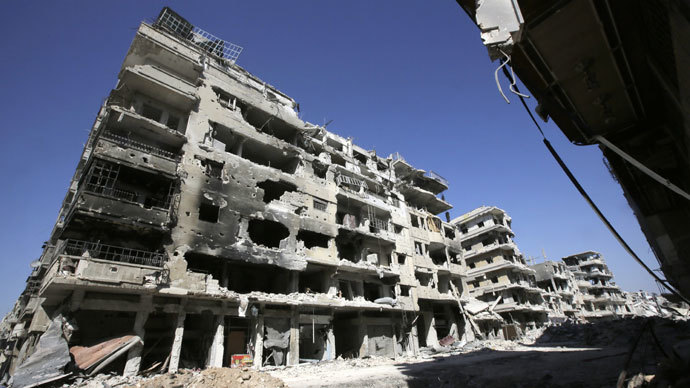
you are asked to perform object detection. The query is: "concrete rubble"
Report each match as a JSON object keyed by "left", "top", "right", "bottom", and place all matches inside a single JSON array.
[{"left": 0, "top": 6, "right": 689, "bottom": 388}]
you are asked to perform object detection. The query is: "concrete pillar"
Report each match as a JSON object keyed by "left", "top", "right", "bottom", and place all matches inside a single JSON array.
[
  {"left": 445, "top": 305, "right": 460, "bottom": 340},
  {"left": 325, "top": 325, "right": 336, "bottom": 361},
  {"left": 289, "top": 271, "right": 299, "bottom": 293},
  {"left": 425, "top": 312, "right": 438, "bottom": 347},
  {"left": 124, "top": 310, "right": 149, "bottom": 376},
  {"left": 288, "top": 307, "right": 300, "bottom": 365},
  {"left": 69, "top": 290, "right": 86, "bottom": 312},
  {"left": 252, "top": 315, "right": 264, "bottom": 370},
  {"left": 168, "top": 312, "right": 186, "bottom": 373},
  {"left": 207, "top": 315, "right": 225, "bottom": 367},
  {"left": 357, "top": 312, "right": 368, "bottom": 357},
  {"left": 409, "top": 319, "right": 420, "bottom": 356}
]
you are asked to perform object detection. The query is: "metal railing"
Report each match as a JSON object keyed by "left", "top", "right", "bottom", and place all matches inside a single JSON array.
[
  {"left": 101, "top": 132, "right": 179, "bottom": 160},
  {"left": 155, "top": 7, "right": 243, "bottom": 64},
  {"left": 85, "top": 183, "right": 137, "bottom": 203},
  {"left": 62, "top": 239, "right": 166, "bottom": 267},
  {"left": 425, "top": 170, "right": 449, "bottom": 187}
]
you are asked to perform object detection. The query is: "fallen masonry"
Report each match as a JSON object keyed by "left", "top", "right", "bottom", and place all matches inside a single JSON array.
[{"left": 1, "top": 7, "right": 689, "bottom": 388}]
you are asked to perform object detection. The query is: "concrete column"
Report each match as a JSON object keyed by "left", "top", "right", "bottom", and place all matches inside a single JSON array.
[
  {"left": 357, "top": 312, "right": 368, "bottom": 357},
  {"left": 289, "top": 271, "right": 299, "bottom": 293},
  {"left": 168, "top": 312, "right": 186, "bottom": 373},
  {"left": 325, "top": 325, "right": 336, "bottom": 361},
  {"left": 288, "top": 307, "right": 300, "bottom": 365},
  {"left": 409, "top": 319, "right": 420, "bottom": 356},
  {"left": 252, "top": 315, "right": 264, "bottom": 369},
  {"left": 207, "top": 315, "right": 225, "bottom": 367},
  {"left": 124, "top": 310, "right": 149, "bottom": 376},
  {"left": 69, "top": 290, "right": 86, "bottom": 312},
  {"left": 445, "top": 305, "right": 459, "bottom": 340},
  {"left": 425, "top": 312, "right": 438, "bottom": 347}
]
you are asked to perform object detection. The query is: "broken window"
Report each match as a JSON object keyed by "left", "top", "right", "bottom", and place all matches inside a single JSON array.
[
  {"left": 410, "top": 215, "right": 420, "bottom": 228},
  {"left": 477, "top": 221, "right": 484, "bottom": 228},
  {"left": 83, "top": 159, "right": 174, "bottom": 209},
  {"left": 166, "top": 114, "right": 180, "bottom": 131},
  {"left": 353, "top": 151, "right": 367, "bottom": 164},
  {"left": 199, "top": 202, "right": 220, "bottom": 223},
  {"left": 141, "top": 104, "right": 163, "bottom": 122},
  {"left": 257, "top": 180, "right": 296, "bottom": 203},
  {"left": 443, "top": 227, "right": 455, "bottom": 239},
  {"left": 430, "top": 249, "right": 447, "bottom": 266},
  {"left": 468, "top": 262, "right": 476, "bottom": 269},
  {"left": 299, "top": 269, "right": 327, "bottom": 293},
  {"left": 200, "top": 158, "right": 224, "bottom": 179},
  {"left": 312, "top": 162, "right": 328, "bottom": 179},
  {"left": 363, "top": 283, "right": 381, "bottom": 302},
  {"left": 414, "top": 241, "right": 424, "bottom": 256},
  {"left": 491, "top": 276, "right": 499, "bottom": 284},
  {"left": 313, "top": 199, "right": 327, "bottom": 212},
  {"left": 397, "top": 254, "right": 406, "bottom": 265},
  {"left": 399, "top": 285, "right": 411, "bottom": 296},
  {"left": 297, "top": 230, "right": 330, "bottom": 249},
  {"left": 393, "top": 224, "right": 403, "bottom": 234},
  {"left": 248, "top": 219, "right": 289, "bottom": 248},
  {"left": 415, "top": 272, "right": 433, "bottom": 287}
]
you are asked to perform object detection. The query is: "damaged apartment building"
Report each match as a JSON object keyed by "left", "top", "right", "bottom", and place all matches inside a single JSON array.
[
  {"left": 451, "top": 207, "right": 548, "bottom": 338},
  {"left": 563, "top": 252, "right": 632, "bottom": 319},
  {"left": 0, "top": 8, "right": 474, "bottom": 380}
]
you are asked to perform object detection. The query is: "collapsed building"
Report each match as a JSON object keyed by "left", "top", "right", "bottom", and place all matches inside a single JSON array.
[
  {"left": 0, "top": 8, "right": 476, "bottom": 382},
  {"left": 451, "top": 206, "right": 548, "bottom": 338},
  {"left": 563, "top": 251, "right": 632, "bottom": 319}
]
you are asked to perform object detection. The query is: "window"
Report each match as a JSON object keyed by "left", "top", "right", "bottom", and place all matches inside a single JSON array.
[
  {"left": 141, "top": 104, "right": 163, "bottom": 122},
  {"left": 166, "top": 114, "right": 180, "bottom": 130},
  {"left": 201, "top": 159, "right": 224, "bottom": 179},
  {"left": 487, "top": 257, "right": 494, "bottom": 264},
  {"left": 397, "top": 254, "right": 406, "bottom": 265},
  {"left": 468, "top": 262, "right": 476, "bottom": 269},
  {"left": 399, "top": 285, "right": 411, "bottom": 297},
  {"left": 313, "top": 199, "right": 327, "bottom": 212},
  {"left": 491, "top": 276, "right": 499, "bottom": 284},
  {"left": 477, "top": 221, "right": 484, "bottom": 228},
  {"left": 199, "top": 202, "right": 220, "bottom": 223}
]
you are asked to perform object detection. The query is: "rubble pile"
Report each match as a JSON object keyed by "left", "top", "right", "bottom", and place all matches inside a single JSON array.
[{"left": 67, "top": 367, "right": 286, "bottom": 388}]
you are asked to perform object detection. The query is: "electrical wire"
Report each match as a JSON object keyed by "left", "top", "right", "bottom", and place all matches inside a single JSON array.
[{"left": 501, "top": 65, "right": 690, "bottom": 305}]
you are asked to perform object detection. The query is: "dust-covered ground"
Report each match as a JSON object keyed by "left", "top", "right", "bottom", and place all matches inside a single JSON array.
[
  {"left": 63, "top": 318, "right": 690, "bottom": 388},
  {"left": 268, "top": 318, "right": 690, "bottom": 388}
]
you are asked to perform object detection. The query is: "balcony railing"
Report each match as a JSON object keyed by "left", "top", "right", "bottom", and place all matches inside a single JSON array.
[
  {"left": 62, "top": 239, "right": 166, "bottom": 267},
  {"left": 101, "top": 132, "right": 179, "bottom": 160},
  {"left": 425, "top": 170, "right": 449, "bottom": 187}
]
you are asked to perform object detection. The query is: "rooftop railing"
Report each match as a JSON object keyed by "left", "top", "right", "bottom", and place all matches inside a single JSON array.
[{"left": 155, "top": 7, "right": 243, "bottom": 64}]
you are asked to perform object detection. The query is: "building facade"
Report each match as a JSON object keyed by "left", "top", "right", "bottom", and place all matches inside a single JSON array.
[
  {"left": 452, "top": 206, "right": 548, "bottom": 336},
  {"left": 1, "top": 8, "right": 473, "bottom": 378},
  {"left": 531, "top": 260, "right": 580, "bottom": 322},
  {"left": 563, "top": 251, "right": 632, "bottom": 319}
]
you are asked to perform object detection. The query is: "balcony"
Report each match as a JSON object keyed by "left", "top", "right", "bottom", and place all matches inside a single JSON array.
[
  {"left": 40, "top": 245, "right": 165, "bottom": 296},
  {"left": 105, "top": 105, "right": 187, "bottom": 147},
  {"left": 93, "top": 134, "right": 179, "bottom": 177},
  {"left": 462, "top": 241, "right": 518, "bottom": 260},
  {"left": 397, "top": 183, "right": 452, "bottom": 215},
  {"left": 118, "top": 64, "right": 198, "bottom": 111},
  {"left": 67, "top": 160, "right": 174, "bottom": 229}
]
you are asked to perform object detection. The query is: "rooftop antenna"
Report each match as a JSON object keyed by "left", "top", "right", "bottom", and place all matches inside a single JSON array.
[{"left": 323, "top": 119, "right": 333, "bottom": 128}]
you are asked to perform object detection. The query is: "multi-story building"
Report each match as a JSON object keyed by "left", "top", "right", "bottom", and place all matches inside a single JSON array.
[
  {"left": 563, "top": 251, "right": 630, "bottom": 319},
  {"left": 1, "top": 8, "right": 473, "bottom": 379},
  {"left": 452, "top": 206, "right": 548, "bottom": 336},
  {"left": 531, "top": 261, "right": 580, "bottom": 322}
]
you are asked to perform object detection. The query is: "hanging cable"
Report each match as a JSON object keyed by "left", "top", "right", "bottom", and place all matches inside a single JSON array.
[{"left": 501, "top": 65, "right": 690, "bottom": 304}]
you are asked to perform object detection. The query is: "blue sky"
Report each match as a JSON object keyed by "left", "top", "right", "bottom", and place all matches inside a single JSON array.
[{"left": 0, "top": 1, "right": 662, "bottom": 314}]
